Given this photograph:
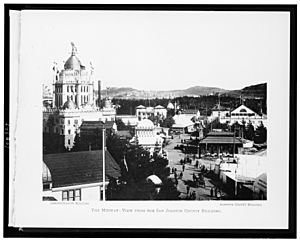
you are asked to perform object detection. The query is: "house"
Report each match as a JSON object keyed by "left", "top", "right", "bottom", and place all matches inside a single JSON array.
[
  {"left": 172, "top": 114, "right": 195, "bottom": 134},
  {"left": 132, "top": 119, "right": 163, "bottom": 154},
  {"left": 219, "top": 104, "right": 267, "bottom": 128},
  {"left": 218, "top": 153, "right": 267, "bottom": 199},
  {"left": 136, "top": 105, "right": 167, "bottom": 121},
  {"left": 199, "top": 132, "right": 244, "bottom": 155},
  {"left": 42, "top": 150, "right": 121, "bottom": 201}
]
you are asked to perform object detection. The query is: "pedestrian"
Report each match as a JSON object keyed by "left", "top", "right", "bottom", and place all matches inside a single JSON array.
[
  {"left": 186, "top": 185, "right": 190, "bottom": 195},
  {"left": 192, "top": 191, "right": 196, "bottom": 200},
  {"left": 192, "top": 173, "right": 196, "bottom": 182},
  {"left": 210, "top": 187, "right": 214, "bottom": 197},
  {"left": 182, "top": 164, "right": 185, "bottom": 172},
  {"left": 215, "top": 187, "right": 218, "bottom": 197},
  {"left": 217, "top": 191, "right": 221, "bottom": 200},
  {"left": 179, "top": 172, "right": 183, "bottom": 179}
]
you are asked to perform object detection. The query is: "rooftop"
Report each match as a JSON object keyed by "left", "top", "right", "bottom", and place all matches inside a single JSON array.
[
  {"left": 43, "top": 150, "right": 121, "bottom": 188},
  {"left": 200, "top": 133, "right": 243, "bottom": 144},
  {"left": 80, "top": 121, "right": 115, "bottom": 130}
]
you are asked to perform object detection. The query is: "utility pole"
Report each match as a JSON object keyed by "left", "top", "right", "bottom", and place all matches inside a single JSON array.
[
  {"left": 233, "top": 126, "right": 236, "bottom": 158},
  {"left": 102, "top": 127, "right": 106, "bottom": 201}
]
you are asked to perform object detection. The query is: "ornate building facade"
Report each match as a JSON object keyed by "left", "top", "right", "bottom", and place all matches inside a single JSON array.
[{"left": 43, "top": 43, "right": 116, "bottom": 151}]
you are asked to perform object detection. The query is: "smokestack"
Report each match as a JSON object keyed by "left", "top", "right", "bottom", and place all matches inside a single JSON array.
[{"left": 98, "top": 80, "right": 101, "bottom": 107}]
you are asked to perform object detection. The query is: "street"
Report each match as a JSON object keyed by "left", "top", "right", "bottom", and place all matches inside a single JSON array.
[{"left": 164, "top": 134, "right": 229, "bottom": 200}]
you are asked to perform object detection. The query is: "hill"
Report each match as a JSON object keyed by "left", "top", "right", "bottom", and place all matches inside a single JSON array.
[{"left": 95, "top": 83, "right": 266, "bottom": 100}]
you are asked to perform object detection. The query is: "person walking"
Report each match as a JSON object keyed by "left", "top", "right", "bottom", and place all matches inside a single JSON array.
[
  {"left": 186, "top": 185, "right": 190, "bottom": 195},
  {"left": 179, "top": 172, "right": 183, "bottom": 179},
  {"left": 192, "top": 191, "right": 196, "bottom": 200},
  {"left": 192, "top": 173, "right": 196, "bottom": 182},
  {"left": 210, "top": 187, "right": 214, "bottom": 197},
  {"left": 182, "top": 164, "right": 185, "bottom": 172}
]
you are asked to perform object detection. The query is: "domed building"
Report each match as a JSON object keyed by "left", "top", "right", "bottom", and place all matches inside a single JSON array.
[
  {"left": 133, "top": 119, "right": 163, "bottom": 154},
  {"left": 53, "top": 42, "right": 94, "bottom": 109},
  {"left": 43, "top": 43, "right": 117, "bottom": 150}
]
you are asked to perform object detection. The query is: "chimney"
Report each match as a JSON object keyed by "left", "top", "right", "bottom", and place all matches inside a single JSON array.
[{"left": 98, "top": 80, "right": 101, "bottom": 107}]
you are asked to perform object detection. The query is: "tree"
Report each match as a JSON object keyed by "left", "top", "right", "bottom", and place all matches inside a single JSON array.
[
  {"left": 160, "top": 116, "right": 175, "bottom": 128},
  {"left": 245, "top": 121, "right": 255, "bottom": 141},
  {"left": 71, "top": 132, "right": 81, "bottom": 152},
  {"left": 115, "top": 118, "right": 127, "bottom": 131},
  {"left": 254, "top": 122, "right": 267, "bottom": 144}
]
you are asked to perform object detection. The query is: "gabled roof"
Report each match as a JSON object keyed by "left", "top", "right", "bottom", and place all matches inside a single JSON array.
[
  {"left": 43, "top": 150, "right": 121, "bottom": 188},
  {"left": 136, "top": 105, "right": 146, "bottom": 109},
  {"left": 231, "top": 104, "right": 257, "bottom": 115},
  {"left": 154, "top": 105, "right": 165, "bottom": 109}
]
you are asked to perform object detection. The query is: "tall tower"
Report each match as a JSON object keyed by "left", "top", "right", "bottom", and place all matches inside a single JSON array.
[{"left": 53, "top": 42, "right": 94, "bottom": 109}]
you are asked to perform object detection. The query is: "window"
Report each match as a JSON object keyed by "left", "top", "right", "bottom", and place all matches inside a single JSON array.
[
  {"left": 62, "top": 189, "right": 81, "bottom": 201},
  {"left": 60, "top": 119, "right": 64, "bottom": 124},
  {"left": 68, "top": 120, "right": 71, "bottom": 125},
  {"left": 56, "top": 127, "right": 59, "bottom": 133},
  {"left": 74, "top": 119, "right": 78, "bottom": 125},
  {"left": 67, "top": 86, "right": 69, "bottom": 92},
  {"left": 61, "top": 129, "right": 64, "bottom": 135},
  {"left": 68, "top": 139, "right": 70, "bottom": 145},
  {"left": 68, "top": 129, "right": 71, "bottom": 135}
]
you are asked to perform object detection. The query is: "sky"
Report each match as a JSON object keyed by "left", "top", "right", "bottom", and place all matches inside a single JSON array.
[{"left": 20, "top": 10, "right": 289, "bottom": 91}]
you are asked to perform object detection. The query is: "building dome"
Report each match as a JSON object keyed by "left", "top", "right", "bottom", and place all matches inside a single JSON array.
[
  {"left": 64, "top": 42, "right": 84, "bottom": 71},
  {"left": 64, "top": 55, "right": 82, "bottom": 70},
  {"left": 137, "top": 119, "right": 154, "bottom": 129},
  {"left": 63, "top": 98, "right": 76, "bottom": 109}
]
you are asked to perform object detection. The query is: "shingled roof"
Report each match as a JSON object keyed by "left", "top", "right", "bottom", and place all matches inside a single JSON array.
[{"left": 43, "top": 150, "right": 121, "bottom": 188}]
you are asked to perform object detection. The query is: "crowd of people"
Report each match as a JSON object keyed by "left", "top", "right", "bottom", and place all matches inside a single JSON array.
[{"left": 170, "top": 157, "right": 223, "bottom": 200}]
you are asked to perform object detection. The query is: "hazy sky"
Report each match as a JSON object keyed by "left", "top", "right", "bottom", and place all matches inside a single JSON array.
[{"left": 20, "top": 10, "right": 289, "bottom": 91}]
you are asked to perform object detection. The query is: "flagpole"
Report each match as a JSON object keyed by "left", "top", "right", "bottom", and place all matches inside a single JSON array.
[{"left": 102, "top": 127, "right": 106, "bottom": 201}]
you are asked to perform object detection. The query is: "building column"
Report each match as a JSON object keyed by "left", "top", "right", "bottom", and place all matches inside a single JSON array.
[{"left": 76, "top": 84, "right": 81, "bottom": 108}]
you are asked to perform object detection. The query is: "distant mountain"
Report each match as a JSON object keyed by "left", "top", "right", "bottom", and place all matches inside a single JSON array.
[
  {"left": 96, "top": 86, "right": 227, "bottom": 99},
  {"left": 224, "top": 83, "right": 266, "bottom": 99},
  {"left": 95, "top": 83, "right": 266, "bottom": 99}
]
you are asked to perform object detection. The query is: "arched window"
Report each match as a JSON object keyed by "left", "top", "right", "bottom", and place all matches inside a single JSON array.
[{"left": 240, "top": 108, "right": 247, "bottom": 113}]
